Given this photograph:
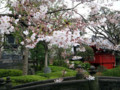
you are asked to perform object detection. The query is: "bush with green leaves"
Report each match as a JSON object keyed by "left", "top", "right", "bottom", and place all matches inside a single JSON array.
[
  {"left": 97, "top": 65, "right": 107, "bottom": 72},
  {"left": 53, "top": 60, "right": 68, "bottom": 67},
  {"left": 30, "top": 42, "right": 45, "bottom": 71},
  {"left": 70, "top": 61, "right": 90, "bottom": 70},
  {"left": 0, "top": 69, "right": 22, "bottom": 77},
  {"left": 11, "top": 75, "right": 47, "bottom": 86},
  {"left": 102, "top": 66, "right": 120, "bottom": 77},
  {"left": 49, "top": 66, "right": 72, "bottom": 72},
  {"left": 76, "top": 45, "right": 94, "bottom": 61}
]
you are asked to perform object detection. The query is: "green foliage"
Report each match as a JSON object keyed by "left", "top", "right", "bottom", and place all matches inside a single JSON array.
[
  {"left": 36, "top": 71, "right": 76, "bottom": 79},
  {"left": 70, "top": 61, "right": 90, "bottom": 70},
  {"left": 50, "top": 45, "right": 72, "bottom": 60},
  {"left": 97, "top": 65, "right": 107, "bottom": 72},
  {"left": 81, "top": 62, "right": 91, "bottom": 70},
  {"left": 76, "top": 45, "right": 94, "bottom": 61},
  {"left": 53, "top": 60, "right": 68, "bottom": 67},
  {"left": 30, "top": 42, "right": 45, "bottom": 70},
  {"left": 50, "top": 46, "right": 64, "bottom": 60},
  {"left": 11, "top": 75, "right": 47, "bottom": 86},
  {"left": 36, "top": 66, "right": 75, "bottom": 74},
  {"left": 0, "top": 69, "right": 22, "bottom": 77},
  {"left": 49, "top": 66, "right": 72, "bottom": 72},
  {"left": 102, "top": 66, "right": 120, "bottom": 77},
  {"left": 30, "top": 42, "right": 45, "bottom": 61},
  {"left": 11, "top": 66, "right": 77, "bottom": 86},
  {"left": 36, "top": 66, "right": 76, "bottom": 79}
]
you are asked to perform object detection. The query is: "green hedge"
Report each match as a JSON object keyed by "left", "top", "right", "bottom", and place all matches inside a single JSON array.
[
  {"left": 11, "top": 75, "right": 47, "bottom": 86},
  {"left": 102, "top": 66, "right": 120, "bottom": 77},
  {"left": 0, "top": 69, "right": 22, "bottom": 77}
]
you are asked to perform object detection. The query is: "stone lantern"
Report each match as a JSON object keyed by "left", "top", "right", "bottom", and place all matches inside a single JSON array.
[
  {"left": 89, "top": 65, "right": 97, "bottom": 76},
  {"left": 76, "top": 65, "right": 85, "bottom": 79}
]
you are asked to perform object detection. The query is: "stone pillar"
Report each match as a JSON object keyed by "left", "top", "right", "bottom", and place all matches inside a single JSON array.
[
  {"left": 88, "top": 77, "right": 99, "bottom": 90},
  {"left": 0, "top": 78, "right": 6, "bottom": 90},
  {"left": 88, "top": 65, "right": 99, "bottom": 90},
  {"left": 5, "top": 77, "right": 12, "bottom": 90}
]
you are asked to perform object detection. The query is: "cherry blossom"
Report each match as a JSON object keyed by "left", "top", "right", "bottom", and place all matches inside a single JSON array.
[
  {"left": 23, "top": 30, "right": 29, "bottom": 36},
  {"left": 72, "top": 56, "right": 82, "bottom": 60},
  {"left": 11, "top": 1, "right": 19, "bottom": 8},
  {"left": 86, "top": 75, "right": 95, "bottom": 80},
  {"left": 0, "top": 16, "right": 14, "bottom": 34},
  {"left": 83, "top": 3, "right": 120, "bottom": 51},
  {"left": 54, "top": 78, "right": 63, "bottom": 83},
  {"left": 5, "top": 0, "right": 102, "bottom": 75}
]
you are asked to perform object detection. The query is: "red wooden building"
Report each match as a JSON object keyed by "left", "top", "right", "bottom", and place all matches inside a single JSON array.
[{"left": 90, "top": 46, "right": 115, "bottom": 69}]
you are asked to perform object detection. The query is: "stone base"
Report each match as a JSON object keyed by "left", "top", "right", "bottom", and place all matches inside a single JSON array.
[{"left": 43, "top": 67, "right": 51, "bottom": 73}]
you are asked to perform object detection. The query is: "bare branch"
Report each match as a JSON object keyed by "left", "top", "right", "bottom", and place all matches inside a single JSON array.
[{"left": 47, "top": 2, "right": 82, "bottom": 14}]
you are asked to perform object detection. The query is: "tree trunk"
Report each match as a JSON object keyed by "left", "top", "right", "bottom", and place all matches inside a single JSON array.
[
  {"left": 0, "top": 47, "right": 2, "bottom": 59},
  {"left": 22, "top": 47, "right": 29, "bottom": 75},
  {"left": 0, "top": 35, "right": 3, "bottom": 60},
  {"left": 45, "top": 46, "right": 48, "bottom": 67},
  {"left": 43, "top": 42, "right": 51, "bottom": 73}
]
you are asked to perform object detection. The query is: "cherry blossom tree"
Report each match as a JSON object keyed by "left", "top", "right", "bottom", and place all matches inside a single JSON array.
[
  {"left": 4, "top": 0, "right": 91, "bottom": 75},
  {"left": 1, "top": 0, "right": 112, "bottom": 75},
  {"left": 85, "top": 3, "right": 120, "bottom": 50}
]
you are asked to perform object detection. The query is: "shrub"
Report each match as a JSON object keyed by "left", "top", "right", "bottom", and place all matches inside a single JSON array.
[
  {"left": 76, "top": 45, "right": 94, "bottom": 61},
  {"left": 53, "top": 60, "right": 68, "bottom": 67},
  {"left": 102, "top": 66, "right": 120, "bottom": 77},
  {"left": 81, "top": 62, "right": 91, "bottom": 70},
  {"left": 11, "top": 75, "right": 47, "bottom": 86},
  {"left": 97, "top": 65, "right": 107, "bottom": 72},
  {"left": 0, "top": 69, "right": 22, "bottom": 77},
  {"left": 70, "top": 61, "right": 90, "bottom": 70}
]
